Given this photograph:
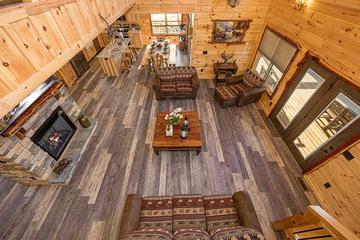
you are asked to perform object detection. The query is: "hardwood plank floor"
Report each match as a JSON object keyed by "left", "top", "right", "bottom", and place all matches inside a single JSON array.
[{"left": 0, "top": 54, "right": 317, "bottom": 240}]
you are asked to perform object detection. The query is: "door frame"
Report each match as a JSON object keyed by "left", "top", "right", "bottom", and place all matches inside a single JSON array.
[
  {"left": 288, "top": 81, "right": 360, "bottom": 172},
  {"left": 269, "top": 56, "right": 337, "bottom": 138},
  {"left": 269, "top": 54, "right": 360, "bottom": 173}
]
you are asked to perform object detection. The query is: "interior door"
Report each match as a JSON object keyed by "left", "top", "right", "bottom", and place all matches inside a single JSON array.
[{"left": 270, "top": 58, "right": 360, "bottom": 172}]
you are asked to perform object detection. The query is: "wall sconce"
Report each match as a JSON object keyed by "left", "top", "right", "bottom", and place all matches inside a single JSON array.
[
  {"left": 228, "top": 0, "right": 241, "bottom": 8},
  {"left": 293, "top": 0, "right": 307, "bottom": 10}
]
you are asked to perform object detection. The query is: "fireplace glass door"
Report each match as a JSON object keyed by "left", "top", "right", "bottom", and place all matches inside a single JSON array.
[{"left": 31, "top": 107, "right": 77, "bottom": 160}]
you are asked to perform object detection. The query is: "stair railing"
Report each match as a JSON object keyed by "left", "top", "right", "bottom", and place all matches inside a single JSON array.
[{"left": 272, "top": 206, "right": 359, "bottom": 240}]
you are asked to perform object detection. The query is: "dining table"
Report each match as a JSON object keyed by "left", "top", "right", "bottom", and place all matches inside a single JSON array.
[{"left": 141, "top": 40, "right": 177, "bottom": 67}]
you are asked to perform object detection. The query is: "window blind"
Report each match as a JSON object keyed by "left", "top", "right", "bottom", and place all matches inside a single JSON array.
[{"left": 259, "top": 29, "right": 297, "bottom": 72}]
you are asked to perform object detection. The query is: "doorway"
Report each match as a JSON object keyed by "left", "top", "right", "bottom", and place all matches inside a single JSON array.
[{"left": 270, "top": 58, "right": 360, "bottom": 172}]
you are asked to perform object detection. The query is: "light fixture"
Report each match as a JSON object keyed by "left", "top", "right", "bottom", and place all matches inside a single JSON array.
[
  {"left": 293, "top": 0, "right": 307, "bottom": 10},
  {"left": 228, "top": 0, "right": 241, "bottom": 8}
]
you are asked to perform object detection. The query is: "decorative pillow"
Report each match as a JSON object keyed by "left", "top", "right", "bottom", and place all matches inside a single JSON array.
[
  {"left": 210, "top": 226, "right": 264, "bottom": 240},
  {"left": 172, "top": 194, "right": 207, "bottom": 232},
  {"left": 139, "top": 196, "right": 173, "bottom": 232},
  {"left": 203, "top": 195, "right": 240, "bottom": 233},
  {"left": 242, "top": 70, "right": 264, "bottom": 87},
  {"left": 121, "top": 228, "right": 172, "bottom": 240},
  {"left": 173, "top": 228, "right": 210, "bottom": 240}
]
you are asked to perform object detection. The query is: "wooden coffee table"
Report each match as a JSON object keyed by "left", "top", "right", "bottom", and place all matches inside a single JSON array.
[{"left": 152, "top": 111, "right": 202, "bottom": 155}]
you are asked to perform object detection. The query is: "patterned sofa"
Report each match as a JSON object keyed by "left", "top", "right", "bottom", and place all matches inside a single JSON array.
[
  {"left": 119, "top": 191, "right": 264, "bottom": 240},
  {"left": 153, "top": 66, "right": 199, "bottom": 100},
  {"left": 214, "top": 70, "right": 266, "bottom": 108}
]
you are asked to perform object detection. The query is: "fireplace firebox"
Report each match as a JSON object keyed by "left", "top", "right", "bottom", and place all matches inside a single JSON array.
[{"left": 31, "top": 107, "right": 77, "bottom": 160}]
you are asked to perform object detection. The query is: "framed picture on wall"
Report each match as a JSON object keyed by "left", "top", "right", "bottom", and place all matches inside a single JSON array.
[{"left": 212, "top": 20, "right": 251, "bottom": 44}]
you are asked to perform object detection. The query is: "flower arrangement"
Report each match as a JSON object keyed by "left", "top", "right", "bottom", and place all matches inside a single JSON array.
[
  {"left": 165, "top": 108, "right": 183, "bottom": 125},
  {"left": 220, "top": 51, "right": 235, "bottom": 64}
]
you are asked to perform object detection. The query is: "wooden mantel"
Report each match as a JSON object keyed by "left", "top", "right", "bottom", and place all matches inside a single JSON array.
[{"left": 0, "top": 0, "right": 135, "bottom": 118}]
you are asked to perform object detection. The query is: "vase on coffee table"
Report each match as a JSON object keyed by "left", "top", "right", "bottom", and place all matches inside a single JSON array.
[
  {"left": 165, "top": 108, "right": 183, "bottom": 126},
  {"left": 166, "top": 125, "right": 173, "bottom": 137}
]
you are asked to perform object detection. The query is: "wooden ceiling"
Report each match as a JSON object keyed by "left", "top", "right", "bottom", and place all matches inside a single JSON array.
[
  {"left": 0, "top": 0, "right": 22, "bottom": 7},
  {"left": 318, "top": 0, "right": 360, "bottom": 11}
]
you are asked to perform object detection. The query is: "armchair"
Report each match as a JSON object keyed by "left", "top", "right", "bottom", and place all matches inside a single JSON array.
[{"left": 214, "top": 69, "right": 266, "bottom": 107}]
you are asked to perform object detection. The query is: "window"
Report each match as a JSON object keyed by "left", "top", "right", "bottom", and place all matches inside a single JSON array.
[
  {"left": 151, "top": 13, "right": 182, "bottom": 35},
  {"left": 252, "top": 28, "right": 298, "bottom": 95}
]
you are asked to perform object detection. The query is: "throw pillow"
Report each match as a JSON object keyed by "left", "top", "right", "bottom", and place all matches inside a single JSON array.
[
  {"left": 121, "top": 228, "right": 172, "bottom": 240},
  {"left": 210, "top": 226, "right": 264, "bottom": 240},
  {"left": 173, "top": 228, "right": 210, "bottom": 240}
]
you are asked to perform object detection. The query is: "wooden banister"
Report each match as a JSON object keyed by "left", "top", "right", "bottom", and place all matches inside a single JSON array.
[{"left": 272, "top": 206, "right": 360, "bottom": 240}]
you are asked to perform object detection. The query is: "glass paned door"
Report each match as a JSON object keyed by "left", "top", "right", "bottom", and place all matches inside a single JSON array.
[
  {"left": 294, "top": 92, "right": 360, "bottom": 159},
  {"left": 270, "top": 59, "right": 337, "bottom": 137},
  {"left": 270, "top": 58, "right": 360, "bottom": 172},
  {"left": 277, "top": 69, "right": 325, "bottom": 128}
]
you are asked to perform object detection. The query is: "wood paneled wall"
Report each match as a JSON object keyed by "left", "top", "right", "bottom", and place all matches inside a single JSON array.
[
  {"left": 192, "top": 0, "right": 271, "bottom": 79},
  {"left": 258, "top": 0, "right": 360, "bottom": 115},
  {"left": 125, "top": 1, "right": 196, "bottom": 45},
  {"left": 305, "top": 141, "right": 360, "bottom": 238},
  {"left": 260, "top": 1, "right": 360, "bottom": 236},
  {"left": 0, "top": 0, "right": 135, "bottom": 118},
  {"left": 126, "top": 0, "right": 272, "bottom": 79}
]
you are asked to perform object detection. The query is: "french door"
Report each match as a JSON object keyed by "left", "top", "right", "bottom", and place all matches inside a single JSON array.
[{"left": 270, "top": 59, "right": 360, "bottom": 172}]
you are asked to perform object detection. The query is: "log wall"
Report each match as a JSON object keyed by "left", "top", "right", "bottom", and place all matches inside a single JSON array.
[{"left": 0, "top": 0, "right": 135, "bottom": 118}]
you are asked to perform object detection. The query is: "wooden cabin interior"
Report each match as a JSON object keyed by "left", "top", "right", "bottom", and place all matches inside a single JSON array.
[{"left": 0, "top": 0, "right": 359, "bottom": 239}]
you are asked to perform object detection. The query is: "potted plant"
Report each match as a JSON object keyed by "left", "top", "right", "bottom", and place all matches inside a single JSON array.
[
  {"left": 220, "top": 51, "right": 235, "bottom": 64},
  {"left": 165, "top": 108, "right": 183, "bottom": 125}
]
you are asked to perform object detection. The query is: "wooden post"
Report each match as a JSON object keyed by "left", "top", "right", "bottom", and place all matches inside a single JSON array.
[{"left": 271, "top": 206, "right": 360, "bottom": 240}]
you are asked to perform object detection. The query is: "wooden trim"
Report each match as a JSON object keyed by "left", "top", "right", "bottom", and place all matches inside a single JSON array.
[
  {"left": 308, "top": 206, "right": 359, "bottom": 240},
  {"left": 250, "top": 25, "right": 301, "bottom": 99},
  {"left": 1, "top": 81, "right": 64, "bottom": 137},
  {"left": 268, "top": 51, "right": 318, "bottom": 116},
  {"left": 25, "top": 0, "right": 77, "bottom": 15},
  {"left": 0, "top": 0, "right": 77, "bottom": 23},
  {"left": 305, "top": 139, "right": 360, "bottom": 175},
  {"left": 264, "top": 26, "right": 301, "bottom": 98},
  {"left": 303, "top": 128, "right": 360, "bottom": 175},
  {"left": 272, "top": 206, "right": 360, "bottom": 240},
  {"left": 272, "top": 209, "right": 319, "bottom": 231},
  {"left": 207, "top": 41, "right": 246, "bottom": 45}
]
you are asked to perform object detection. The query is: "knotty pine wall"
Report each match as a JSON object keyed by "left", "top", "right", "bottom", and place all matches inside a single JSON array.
[
  {"left": 192, "top": 0, "right": 271, "bottom": 79},
  {"left": 0, "top": 0, "right": 135, "bottom": 118},
  {"left": 262, "top": 1, "right": 360, "bottom": 236},
  {"left": 259, "top": 0, "right": 360, "bottom": 116},
  {"left": 305, "top": 141, "right": 360, "bottom": 238},
  {"left": 126, "top": 0, "right": 272, "bottom": 79},
  {"left": 125, "top": 1, "right": 196, "bottom": 45}
]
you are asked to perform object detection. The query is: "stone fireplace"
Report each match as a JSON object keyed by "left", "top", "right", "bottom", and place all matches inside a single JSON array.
[{"left": 0, "top": 79, "right": 97, "bottom": 185}]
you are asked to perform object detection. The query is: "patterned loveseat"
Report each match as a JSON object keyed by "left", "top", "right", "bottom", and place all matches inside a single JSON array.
[
  {"left": 153, "top": 66, "right": 199, "bottom": 100},
  {"left": 119, "top": 191, "right": 264, "bottom": 240}
]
